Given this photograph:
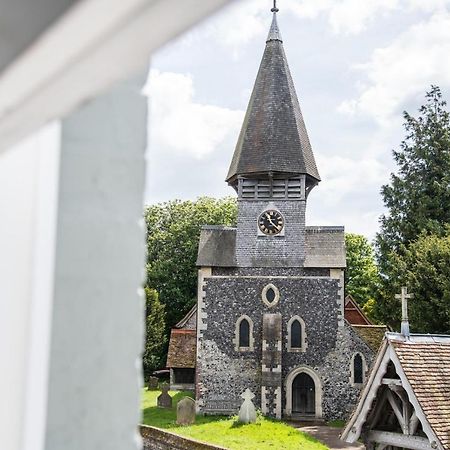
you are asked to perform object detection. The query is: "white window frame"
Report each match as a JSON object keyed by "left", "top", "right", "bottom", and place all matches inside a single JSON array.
[
  {"left": 286, "top": 315, "right": 307, "bottom": 352},
  {"left": 261, "top": 283, "right": 280, "bottom": 307},
  {"left": 233, "top": 314, "right": 254, "bottom": 352}
]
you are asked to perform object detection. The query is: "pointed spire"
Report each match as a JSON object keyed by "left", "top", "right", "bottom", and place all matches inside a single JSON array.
[
  {"left": 226, "top": 5, "right": 320, "bottom": 185},
  {"left": 267, "top": 1, "right": 282, "bottom": 42}
]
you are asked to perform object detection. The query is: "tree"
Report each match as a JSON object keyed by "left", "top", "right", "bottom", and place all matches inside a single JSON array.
[
  {"left": 345, "top": 233, "right": 379, "bottom": 318},
  {"left": 378, "top": 86, "right": 450, "bottom": 252},
  {"left": 397, "top": 232, "right": 450, "bottom": 334},
  {"left": 145, "top": 197, "right": 237, "bottom": 328},
  {"left": 142, "top": 287, "right": 166, "bottom": 379},
  {"left": 375, "top": 86, "right": 450, "bottom": 328}
]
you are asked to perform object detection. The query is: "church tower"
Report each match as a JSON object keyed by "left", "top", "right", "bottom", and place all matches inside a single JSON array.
[
  {"left": 227, "top": 8, "right": 320, "bottom": 268},
  {"left": 195, "top": 5, "right": 376, "bottom": 421}
]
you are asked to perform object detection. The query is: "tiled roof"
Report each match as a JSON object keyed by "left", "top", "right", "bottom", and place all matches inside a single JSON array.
[
  {"left": 392, "top": 337, "right": 450, "bottom": 449},
  {"left": 351, "top": 325, "right": 387, "bottom": 352},
  {"left": 166, "top": 329, "right": 196, "bottom": 369},
  {"left": 304, "top": 226, "right": 346, "bottom": 268},
  {"left": 345, "top": 295, "right": 373, "bottom": 325},
  {"left": 196, "top": 226, "right": 236, "bottom": 267},
  {"left": 174, "top": 305, "right": 197, "bottom": 330},
  {"left": 226, "top": 13, "right": 320, "bottom": 184},
  {"left": 197, "top": 225, "right": 346, "bottom": 268}
]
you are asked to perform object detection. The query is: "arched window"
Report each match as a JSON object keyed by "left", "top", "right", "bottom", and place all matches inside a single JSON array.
[
  {"left": 353, "top": 354, "right": 363, "bottom": 384},
  {"left": 291, "top": 320, "right": 302, "bottom": 348},
  {"left": 350, "top": 353, "right": 366, "bottom": 386},
  {"left": 286, "top": 316, "right": 307, "bottom": 352},
  {"left": 233, "top": 315, "right": 254, "bottom": 351},
  {"left": 239, "top": 319, "right": 250, "bottom": 348}
]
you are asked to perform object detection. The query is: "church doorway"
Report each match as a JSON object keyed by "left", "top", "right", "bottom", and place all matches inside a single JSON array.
[
  {"left": 292, "top": 372, "right": 315, "bottom": 415},
  {"left": 285, "top": 366, "right": 322, "bottom": 418}
]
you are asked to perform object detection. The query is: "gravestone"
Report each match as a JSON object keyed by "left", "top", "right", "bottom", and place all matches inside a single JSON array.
[
  {"left": 157, "top": 383, "right": 172, "bottom": 408},
  {"left": 238, "top": 388, "right": 256, "bottom": 424},
  {"left": 176, "top": 396, "right": 196, "bottom": 425},
  {"left": 147, "top": 376, "right": 159, "bottom": 390}
]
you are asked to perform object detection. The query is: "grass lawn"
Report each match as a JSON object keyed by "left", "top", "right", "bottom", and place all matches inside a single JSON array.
[
  {"left": 326, "top": 419, "right": 346, "bottom": 428},
  {"left": 142, "top": 389, "right": 329, "bottom": 450}
]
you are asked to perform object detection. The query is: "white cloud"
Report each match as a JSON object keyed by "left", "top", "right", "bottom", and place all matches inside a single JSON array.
[
  {"left": 338, "top": 12, "right": 450, "bottom": 123},
  {"left": 286, "top": 0, "right": 399, "bottom": 34},
  {"left": 316, "top": 153, "right": 387, "bottom": 202},
  {"left": 169, "top": 0, "right": 450, "bottom": 57},
  {"left": 144, "top": 70, "right": 244, "bottom": 159},
  {"left": 307, "top": 153, "right": 389, "bottom": 238},
  {"left": 287, "top": 0, "right": 450, "bottom": 34}
]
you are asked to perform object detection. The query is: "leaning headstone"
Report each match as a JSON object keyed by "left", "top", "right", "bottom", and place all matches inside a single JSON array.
[
  {"left": 238, "top": 388, "right": 256, "bottom": 424},
  {"left": 176, "top": 396, "right": 196, "bottom": 425},
  {"left": 157, "top": 383, "right": 172, "bottom": 408},
  {"left": 147, "top": 376, "right": 159, "bottom": 390}
]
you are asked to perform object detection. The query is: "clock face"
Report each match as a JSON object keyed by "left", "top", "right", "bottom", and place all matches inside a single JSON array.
[{"left": 258, "top": 210, "right": 284, "bottom": 235}]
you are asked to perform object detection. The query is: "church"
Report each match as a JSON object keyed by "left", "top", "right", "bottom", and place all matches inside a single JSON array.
[{"left": 168, "top": 6, "right": 380, "bottom": 421}]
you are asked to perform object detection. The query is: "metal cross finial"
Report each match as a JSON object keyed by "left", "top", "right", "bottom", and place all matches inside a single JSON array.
[
  {"left": 395, "top": 286, "right": 413, "bottom": 338},
  {"left": 271, "top": 0, "right": 279, "bottom": 13}
]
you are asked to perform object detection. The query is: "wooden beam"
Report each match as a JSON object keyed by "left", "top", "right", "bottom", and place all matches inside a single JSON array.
[
  {"left": 367, "top": 389, "right": 388, "bottom": 429},
  {"left": 386, "top": 390, "right": 405, "bottom": 431},
  {"left": 381, "top": 378, "right": 402, "bottom": 386},
  {"left": 410, "top": 412, "right": 420, "bottom": 435},
  {"left": 341, "top": 342, "right": 391, "bottom": 443},
  {"left": 368, "top": 430, "right": 434, "bottom": 450},
  {"left": 389, "top": 346, "right": 442, "bottom": 448}
]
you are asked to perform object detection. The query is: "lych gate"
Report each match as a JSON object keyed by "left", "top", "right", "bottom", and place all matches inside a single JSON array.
[{"left": 341, "top": 333, "right": 450, "bottom": 450}]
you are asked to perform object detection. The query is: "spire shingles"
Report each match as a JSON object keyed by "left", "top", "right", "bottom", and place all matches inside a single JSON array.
[{"left": 226, "top": 12, "right": 320, "bottom": 184}]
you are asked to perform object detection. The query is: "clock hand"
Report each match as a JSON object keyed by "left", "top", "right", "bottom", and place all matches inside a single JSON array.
[{"left": 267, "top": 216, "right": 280, "bottom": 229}]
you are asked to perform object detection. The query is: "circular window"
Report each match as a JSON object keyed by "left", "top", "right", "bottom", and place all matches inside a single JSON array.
[{"left": 262, "top": 283, "right": 280, "bottom": 307}]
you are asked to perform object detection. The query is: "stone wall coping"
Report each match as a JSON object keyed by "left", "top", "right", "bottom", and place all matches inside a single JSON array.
[
  {"left": 201, "top": 225, "right": 236, "bottom": 231},
  {"left": 306, "top": 226, "right": 344, "bottom": 233},
  {"left": 140, "top": 424, "right": 228, "bottom": 450}
]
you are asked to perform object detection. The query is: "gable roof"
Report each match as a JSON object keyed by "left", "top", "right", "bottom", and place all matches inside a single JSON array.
[
  {"left": 392, "top": 338, "right": 450, "bottom": 448},
  {"left": 226, "top": 12, "right": 320, "bottom": 185},
  {"left": 166, "top": 329, "right": 196, "bottom": 369},
  {"left": 196, "top": 225, "right": 346, "bottom": 268},
  {"left": 345, "top": 294, "right": 373, "bottom": 325},
  {"left": 303, "top": 226, "right": 346, "bottom": 268},
  {"left": 342, "top": 333, "right": 450, "bottom": 450},
  {"left": 174, "top": 305, "right": 197, "bottom": 330},
  {"left": 196, "top": 226, "right": 236, "bottom": 267},
  {"left": 351, "top": 325, "right": 387, "bottom": 353}
]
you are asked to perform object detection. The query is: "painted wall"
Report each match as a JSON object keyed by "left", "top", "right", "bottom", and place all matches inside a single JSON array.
[
  {"left": 0, "top": 123, "right": 61, "bottom": 450},
  {"left": 44, "top": 73, "right": 147, "bottom": 450}
]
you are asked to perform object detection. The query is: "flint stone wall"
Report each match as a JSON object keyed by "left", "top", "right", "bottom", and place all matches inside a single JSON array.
[{"left": 196, "top": 269, "right": 374, "bottom": 420}]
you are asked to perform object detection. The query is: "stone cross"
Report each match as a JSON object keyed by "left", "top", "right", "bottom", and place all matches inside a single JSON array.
[
  {"left": 238, "top": 388, "right": 256, "bottom": 424},
  {"left": 395, "top": 286, "right": 413, "bottom": 338},
  {"left": 241, "top": 388, "right": 255, "bottom": 402},
  {"left": 157, "top": 383, "right": 172, "bottom": 408}
]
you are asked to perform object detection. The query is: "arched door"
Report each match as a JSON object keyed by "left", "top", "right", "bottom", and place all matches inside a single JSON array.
[{"left": 292, "top": 372, "right": 315, "bottom": 415}]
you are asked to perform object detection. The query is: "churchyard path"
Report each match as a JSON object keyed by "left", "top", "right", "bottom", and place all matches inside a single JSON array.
[{"left": 286, "top": 422, "right": 365, "bottom": 450}]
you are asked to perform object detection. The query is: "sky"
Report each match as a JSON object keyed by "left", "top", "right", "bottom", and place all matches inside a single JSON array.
[{"left": 143, "top": 0, "right": 450, "bottom": 239}]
